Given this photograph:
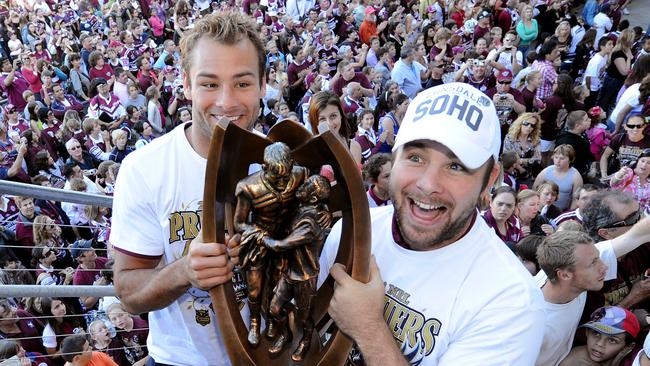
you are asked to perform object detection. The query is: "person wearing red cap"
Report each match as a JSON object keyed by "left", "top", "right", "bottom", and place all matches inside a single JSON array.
[
  {"left": 485, "top": 69, "right": 525, "bottom": 136},
  {"left": 359, "top": 6, "right": 387, "bottom": 45},
  {"left": 559, "top": 306, "right": 640, "bottom": 365}
]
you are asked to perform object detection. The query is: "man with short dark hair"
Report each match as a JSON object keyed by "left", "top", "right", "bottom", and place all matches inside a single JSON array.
[
  {"left": 60, "top": 334, "right": 117, "bottom": 365},
  {"left": 0, "top": 57, "right": 30, "bottom": 110},
  {"left": 50, "top": 84, "right": 85, "bottom": 121},
  {"left": 320, "top": 83, "right": 545, "bottom": 365}
]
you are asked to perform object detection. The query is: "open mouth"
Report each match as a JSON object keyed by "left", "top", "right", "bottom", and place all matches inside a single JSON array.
[
  {"left": 408, "top": 197, "right": 448, "bottom": 225},
  {"left": 211, "top": 115, "right": 244, "bottom": 125}
]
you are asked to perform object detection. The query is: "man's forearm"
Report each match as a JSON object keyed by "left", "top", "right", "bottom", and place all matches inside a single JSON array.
[
  {"left": 612, "top": 217, "right": 650, "bottom": 258},
  {"left": 115, "top": 258, "right": 190, "bottom": 314},
  {"left": 357, "top": 322, "right": 408, "bottom": 366}
]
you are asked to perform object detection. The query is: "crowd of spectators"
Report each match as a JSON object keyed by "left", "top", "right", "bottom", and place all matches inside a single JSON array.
[{"left": 0, "top": 0, "right": 647, "bottom": 364}]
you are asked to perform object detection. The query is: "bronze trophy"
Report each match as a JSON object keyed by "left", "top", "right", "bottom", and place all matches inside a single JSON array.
[{"left": 202, "top": 120, "right": 371, "bottom": 365}]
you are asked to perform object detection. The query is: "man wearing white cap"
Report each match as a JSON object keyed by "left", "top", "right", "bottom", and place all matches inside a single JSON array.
[{"left": 319, "top": 83, "right": 545, "bottom": 365}]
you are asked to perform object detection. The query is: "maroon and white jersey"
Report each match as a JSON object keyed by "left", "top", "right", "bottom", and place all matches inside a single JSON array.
[
  {"left": 6, "top": 118, "right": 30, "bottom": 141},
  {"left": 120, "top": 45, "right": 139, "bottom": 72},
  {"left": 88, "top": 93, "right": 126, "bottom": 121},
  {"left": 0, "top": 196, "right": 19, "bottom": 232}
]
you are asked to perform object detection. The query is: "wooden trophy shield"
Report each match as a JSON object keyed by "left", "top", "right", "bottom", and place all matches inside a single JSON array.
[{"left": 202, "top": 120, "right": 371, "bottom": 365}]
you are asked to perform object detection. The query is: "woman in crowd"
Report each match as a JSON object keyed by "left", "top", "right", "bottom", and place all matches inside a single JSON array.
[
  {"left": 597, "top": 28, "right": 635, "bottom": 114},
  {"left": 31, "top": 245, "right": 72, "bottom": 286},
  {"left": 40, "top": 297, "right": 82, "bottom": 357},
  {"left": 610, "top": 149, "right": 650, "bottom": 213},
  {"left": 540, "top": 73, "right": 580, "bottom": 166},
  {"left": 481, "top": 186, "right": 522, "bottom": 246},
  {"left": 145, "top": 86, "right": 164, "bottom": 135},
  {"left": 263, "top": 67, "right": 287, "bottom": 117},
  {"left": 612, "top": 72, "right": 650, "bottom": 134},
  {"left": 133, "top": 121, "right": 155, "bottom": 150},
  {"left": 516, "top": 189, "right": 554, "bottom": 237},
  {"left": 377, "top": 93, "right": 409, "bottom": 154},
  {"left": 534, "top": 144, "right": 584, "bottom": 211},
  {"left": 503, "top": 113, "right": 542, "bottom": 178},
  {"left": 571, "top": 28, "right": 597, "bottom": 79},
  {"left": 516, "top": 5, "right": 538, "bottom": 61},
  {"left": 354, "top": 109, "right": 382, "bottom": 164},
  {"left": 68, "top": 53, "right": 90, "bottom": 102},
  {"left": 308, "top": 91, "right": 362, "bottom": 164},
  {"left": 32, "top": 215, "right": 73, "bottom": 269},
  {"left": 600, "top": 114, "right": 650, "bottom": 177}
]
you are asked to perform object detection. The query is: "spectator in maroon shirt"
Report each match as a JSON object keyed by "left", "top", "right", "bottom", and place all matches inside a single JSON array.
[
  {"left": 0, "top": 300, "right": 49, "bottom": 358},
  {"left": 14, "top": 196, "right": 40, "bottom": 265},
  {"left": 0, "top": 57, "right": 31, "bottom": 111},
  {"left": 70, "top": 239, "right": 109, "bottom": 309},
  {"left": 136, "top": 56, "right": 160, "bottom": 94},
  {"left": 330, "top": 60, "right": 374, "bottom": 98},
  {"left": 88, "top": 51, "right": 115, "bottom": 87},
  {"left": 473, "top": 9, "right": 492, "bottom": 43},
  {"left": 287, "top": 46, "right": 313, "bottom": 109},
  {"left": 482, "top": 186, "right": 523, "bottom": 247},
  {"left": 107, "top": 303, "right": 149, "bottom": 365}
]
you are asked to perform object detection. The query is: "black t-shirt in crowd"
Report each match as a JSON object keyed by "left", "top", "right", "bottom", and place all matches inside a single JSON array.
[{"left": 606, "top": 50, "right": 628, "bottom": 81}]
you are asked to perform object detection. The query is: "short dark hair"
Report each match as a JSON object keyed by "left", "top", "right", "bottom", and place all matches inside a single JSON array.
[
  {"left": 60, "top": 334, "right": 88, "bottom": 362},
  {"left": 516, "top": 235, "right": 544, "bottom": 273},
  {"left": 597, "top": 36, "right": 612, "bottom": 50},
  {"left": 362, "top": 153, "right": 392, "bottom": 182}
]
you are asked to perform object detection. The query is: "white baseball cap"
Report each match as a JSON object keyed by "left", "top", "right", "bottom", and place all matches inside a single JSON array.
[{"left": 393, "top": 82, "right": 501, "bottom": 170}]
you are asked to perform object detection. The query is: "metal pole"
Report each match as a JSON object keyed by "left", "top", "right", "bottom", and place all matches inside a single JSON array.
[
  {"left": 0, "top": 285, "right": 116, "bottom": 298},
  {"left": 0, "top": 180, "right": 113, "bottom": 208}
]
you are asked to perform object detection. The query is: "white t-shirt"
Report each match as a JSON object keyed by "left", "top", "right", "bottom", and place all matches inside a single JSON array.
[
  {"left": 42, "top": 323, "right": 56, "bottom": 349},
  {"left": 110, "top": 123, "right": 232, "bottom": 365},
  {"left": 592, "top": 13, "right": 613, "bottom": 50},
  {"left": 533, "top": 241, "right": 618, "bottom": 366},
  {"left": 487, "top": 49, "right": 523, "bottom": 74},
  {"left": 582, "top": 53, "right": 608, "bottom": 91},
  {"left": 610, "top": 83, "right": 641, "bottom": 124},
  {"left": 318, "top": 206, "right": 546, "bottom": 365}
]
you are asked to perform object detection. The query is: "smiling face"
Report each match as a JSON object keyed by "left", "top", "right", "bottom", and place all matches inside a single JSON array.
[
  {"left": 390, "top": 141, "right": 497, "bottom": 250},
  {"left": 318, "top": 104, "right": 342, "bottom": 135},
  {"left": 635, "top": 156, "right": 650, "bottom": 177},
  {"left": 567, "top": 243, "right": 609, "bottom": 292},
  {"left": 183, "top": 37, "right": 265, "bottom": 155}
]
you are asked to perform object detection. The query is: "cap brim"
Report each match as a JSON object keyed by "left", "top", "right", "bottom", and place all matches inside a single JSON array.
[
  {"left": 581, "top": 323, "right": 626, "bottom": 336},
  {"left": 393, "top": 116, "right": 492, "bottom": 170}
]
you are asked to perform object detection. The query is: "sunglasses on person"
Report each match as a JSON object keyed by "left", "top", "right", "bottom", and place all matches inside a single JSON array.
[
  {"left": 601, "top": 209, "right": 642, "bottom": 229},
  {"left": 522, "top": 122, "right": 535, "bottom": 127},
  {"left": 69, "top": 145, "right": 81, "bottom": 150},
  {"left": 626, "top": 123, "right": 645, "bottom": 129},
  {"left": 498, "top": 80, "right": 511, "bottom": 84}
]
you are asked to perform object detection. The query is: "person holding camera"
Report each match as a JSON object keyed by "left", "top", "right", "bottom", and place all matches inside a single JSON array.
[
  {"left": 454, "top": 54, "right": 496, "bottom": 93},
  {"left": 167, "top": 85, "right": 191, "bottom": 122},
  {"left": 486, "top": 69, "right": 526, "bottom": 136}
]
